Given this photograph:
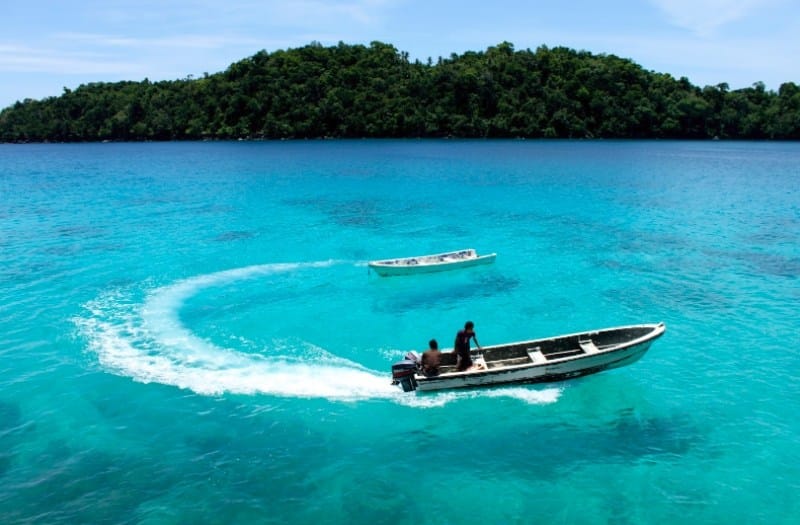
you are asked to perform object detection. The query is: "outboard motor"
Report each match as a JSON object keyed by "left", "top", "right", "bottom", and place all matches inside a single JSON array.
[{"left": 391, "top": 352, "right": 420, "bottom": 392}]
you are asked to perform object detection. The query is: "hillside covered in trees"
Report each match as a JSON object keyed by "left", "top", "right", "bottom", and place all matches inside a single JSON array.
[{"left": 1, "top": 41, "right": 799, "bottom": 142}]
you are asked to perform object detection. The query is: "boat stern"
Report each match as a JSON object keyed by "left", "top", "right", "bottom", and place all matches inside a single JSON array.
[{"left": 391, "top": 353, "right": 420, "bottom": 392}]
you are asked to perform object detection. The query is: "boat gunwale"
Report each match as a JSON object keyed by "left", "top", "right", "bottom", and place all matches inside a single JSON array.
[
  {"left": 368, "top": 248, "right": 494, "bottom": 268},
  {"left": 414, "top": 322, "right": 665, "bottom": 382},
  {"left": 415, "top": 349, "right": 651, "bottom": 391}
]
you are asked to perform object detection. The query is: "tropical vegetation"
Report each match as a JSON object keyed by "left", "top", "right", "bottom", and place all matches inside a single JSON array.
[{"left": 1, "top": 41, "right": 798, "bottom": 142}]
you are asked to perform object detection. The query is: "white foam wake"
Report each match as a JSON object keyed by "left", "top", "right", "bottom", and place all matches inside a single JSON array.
[{"left": 75, "top": 261, "right": 562, "bottom": 406}]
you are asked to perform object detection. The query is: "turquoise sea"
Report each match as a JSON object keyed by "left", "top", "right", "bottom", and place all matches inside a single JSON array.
[{"left": 1, "top": 140, "right": 798, "bottom": 524}]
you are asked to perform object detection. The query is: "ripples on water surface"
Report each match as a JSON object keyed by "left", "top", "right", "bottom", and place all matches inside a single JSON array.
[{"left": 1, "top": 140, "right": 798, "bottom": 524}]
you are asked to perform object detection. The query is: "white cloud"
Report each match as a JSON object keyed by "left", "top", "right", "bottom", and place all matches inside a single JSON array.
[
  {"left": 126, "top": 0, "right": 400, "bottom": 30},
  {"left": 53, "top": 32, "right": 263, "bottom": 50},
  {"left": 0, "top": 44, "right": 141, "bottom": 75},
  {"left": 259, "top": 0, "right": 397, "bottom": 25},
  {"left": 649, "top": 0, "right": 781, "bottom": 36}
]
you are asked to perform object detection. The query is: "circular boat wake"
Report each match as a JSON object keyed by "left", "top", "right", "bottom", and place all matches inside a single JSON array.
[{"left": 74, "top": 261, "right": 561, "bottom": 406}]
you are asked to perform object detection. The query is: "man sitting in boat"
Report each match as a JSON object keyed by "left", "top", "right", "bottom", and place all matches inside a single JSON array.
[
  {"left": 421, "top": 339, "right": 442, "bottom": 376},
  {"left": 453, "top": 321, "right": 485, "bottom": 371}
]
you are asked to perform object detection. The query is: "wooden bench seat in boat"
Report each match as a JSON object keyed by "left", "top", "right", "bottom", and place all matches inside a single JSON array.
[
  {"left": 485, "top": 355, "right": 533, "bottom": 369},
  {"left": 544, "top": 348, "right": 585, "bottom": 359},
  {"left": 578, "top": 339, "right": 601, "bottom": 353},
  {"left": 527, "top": 348, "right": 546, "bottom": 364}
]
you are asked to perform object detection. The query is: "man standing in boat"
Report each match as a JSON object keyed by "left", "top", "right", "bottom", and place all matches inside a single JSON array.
[{"left": 453, "top": 321, "right": 482, "bottom": 371}]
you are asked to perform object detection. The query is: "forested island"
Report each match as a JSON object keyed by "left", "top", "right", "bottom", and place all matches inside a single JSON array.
[{"left": 1, "top": 41, "right": 798, "bottom": 142}]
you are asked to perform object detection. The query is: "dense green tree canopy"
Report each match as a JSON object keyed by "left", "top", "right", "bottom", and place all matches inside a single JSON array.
[{"left": 1, "top": 41, "right": 798, "bottom": 142}]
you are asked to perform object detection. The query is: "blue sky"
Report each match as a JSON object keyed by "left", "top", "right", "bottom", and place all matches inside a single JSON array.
[{"left": 1, "top": 0, "right": 797, "bottom": 109}]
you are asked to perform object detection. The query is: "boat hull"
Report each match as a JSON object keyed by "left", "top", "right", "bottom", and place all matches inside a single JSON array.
[
  {"left": 369, "top": 253, "right": 496, "bottom": 276},
  {"left": 404, "top": 323, "right": 665, "bottom": 392}
]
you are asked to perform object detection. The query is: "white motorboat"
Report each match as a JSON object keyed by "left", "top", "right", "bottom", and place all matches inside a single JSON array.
[
  {"left": 392, "top": 322, "right": 665, "bottom": 392},
  {"left": 368, "top": 249, "right": 496, "bottom": 277}
]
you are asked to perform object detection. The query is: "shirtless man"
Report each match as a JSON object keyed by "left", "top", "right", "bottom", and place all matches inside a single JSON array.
[{"left": 421, "top": 339, "right": 442, "bottom": 376}]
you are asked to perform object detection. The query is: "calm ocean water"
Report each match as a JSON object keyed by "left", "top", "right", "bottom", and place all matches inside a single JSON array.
[{"left": 1, "top": 140, "right": 798, "bottom": 524}]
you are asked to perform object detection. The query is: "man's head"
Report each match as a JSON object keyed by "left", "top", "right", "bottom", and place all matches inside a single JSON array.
[
  {"left": 464, "top": 321, "right": 474, "bottom": 333},
  {"left": 429, "top": 339, "right": 438, "bottom": 350}
]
